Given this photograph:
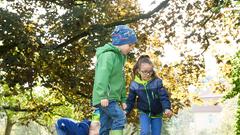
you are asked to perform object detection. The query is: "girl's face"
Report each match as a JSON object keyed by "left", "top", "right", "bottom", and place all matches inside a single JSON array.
[{"left": 138, "top": 63, "right": 153, "bottom": 81}]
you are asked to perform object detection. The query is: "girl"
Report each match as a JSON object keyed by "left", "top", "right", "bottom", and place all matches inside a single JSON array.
[{"left": 126, "top": 55, "right": 172, "bottom": 135}]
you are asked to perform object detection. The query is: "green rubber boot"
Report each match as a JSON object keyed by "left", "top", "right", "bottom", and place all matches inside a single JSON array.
[{"left": 110, "top": 130, "right": 123, "bottom": 135}]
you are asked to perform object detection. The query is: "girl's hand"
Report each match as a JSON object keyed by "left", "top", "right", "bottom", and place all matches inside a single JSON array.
[
  {"left": 100, "top": 99, "right": 109, "bottom": 107},
  {"left": 164, "top": 109, "right": 172, "bottom": 118}
]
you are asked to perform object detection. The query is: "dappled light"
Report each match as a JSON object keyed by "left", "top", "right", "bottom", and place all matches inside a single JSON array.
[{"left": 0, "top": 0, "right": 240, "bottom": 135}]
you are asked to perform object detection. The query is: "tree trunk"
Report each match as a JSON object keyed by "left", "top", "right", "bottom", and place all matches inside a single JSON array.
[{"left": 4, "top": 117, "right": 14, "bottom": 135}]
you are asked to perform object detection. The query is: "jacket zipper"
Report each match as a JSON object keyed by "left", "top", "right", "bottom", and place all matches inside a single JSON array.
[
  {"left": 152, "top": 91, "right": 155, "bottom": 99},
  {"left": 144, "top": 84, "right": 151, "bottom": 117}
]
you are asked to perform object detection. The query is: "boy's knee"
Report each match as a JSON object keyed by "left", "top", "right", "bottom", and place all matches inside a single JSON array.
[
  {"left": 111, "top": 117, "right": 126, "bottom": 130},
  {"left": 140, "top": 128, "right": 150, "bottom": 135}
]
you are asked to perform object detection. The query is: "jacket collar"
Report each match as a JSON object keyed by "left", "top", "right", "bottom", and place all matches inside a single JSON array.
[{"left": 134, "top": 76, "right": 150, "bottom": 85}]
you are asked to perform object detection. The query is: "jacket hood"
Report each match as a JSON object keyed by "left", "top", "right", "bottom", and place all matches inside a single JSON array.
[{"left": 96, "top": 43, "right": 121, "bottom": 58}]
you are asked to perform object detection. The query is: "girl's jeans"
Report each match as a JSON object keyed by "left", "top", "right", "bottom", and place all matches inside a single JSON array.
[
  {"left": 98, "top": 101, "right": 126, "bottom": 135},
  {"left": 139, "top": 112, "right": 163, "bottom": 135}
]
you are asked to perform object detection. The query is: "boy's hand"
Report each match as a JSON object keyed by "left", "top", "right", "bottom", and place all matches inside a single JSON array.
[
  {"left": 122, "top": 103, "right": 127, "bottom": 115},
  {"left": 101, "top": 99, "right": 109, "bottom": 107},
  {"left": 164, "top": 109, "right": 172, "bottom": 118},
  {"left": 121, "top": 103, "right": 127, "bottom": 110}
]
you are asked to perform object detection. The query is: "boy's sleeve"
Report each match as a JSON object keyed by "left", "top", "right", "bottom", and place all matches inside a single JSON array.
[
  {"left": 158, "top": 80, "right": 171, "bottom": 110},
  {"left": 94, "top": 52, "right": 114, "bottom": 99}
]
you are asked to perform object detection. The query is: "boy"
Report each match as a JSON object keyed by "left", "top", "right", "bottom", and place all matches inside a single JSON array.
[
  {"left": 92, "top": 25, "right": 137, "bottom": 135},
  {"left": 55, "top": 109, "right": 100, "bottom": 135}
]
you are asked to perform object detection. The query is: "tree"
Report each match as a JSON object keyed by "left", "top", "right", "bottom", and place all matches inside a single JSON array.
[
  {"left": 0, "top": 0, "right": 171, "bottom": 132},
  {"left": 225, "top": 50, "right": 240, "bottom": 134},
  {"left": 214, "top": 96, "right": 237, "bottom": 135},
  {"left": 0, "top": 0, "right": 239, "bottom": 133}
]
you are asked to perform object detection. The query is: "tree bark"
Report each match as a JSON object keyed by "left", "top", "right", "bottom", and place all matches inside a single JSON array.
[{"left": 4, "top": 117, "right": 14, "bottom": 135}]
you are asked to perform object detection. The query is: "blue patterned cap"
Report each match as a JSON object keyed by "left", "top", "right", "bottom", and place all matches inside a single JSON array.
[{"left": 111, "top": 25, "right": 137, "bottom": 46}]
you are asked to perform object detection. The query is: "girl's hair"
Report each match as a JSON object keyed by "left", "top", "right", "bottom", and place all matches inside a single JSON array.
[{"left": 132, "top": 55, "right": 157, "bottom": 79}]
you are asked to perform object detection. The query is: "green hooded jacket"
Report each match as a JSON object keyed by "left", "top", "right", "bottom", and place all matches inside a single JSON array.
[{"left": 92, "top": 43, "right": 127, "bottom": 106}]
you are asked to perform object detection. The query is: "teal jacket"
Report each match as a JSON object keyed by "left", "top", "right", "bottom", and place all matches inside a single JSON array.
[{"left": 92, "top": 43, "right": 127, "bottom": 106}]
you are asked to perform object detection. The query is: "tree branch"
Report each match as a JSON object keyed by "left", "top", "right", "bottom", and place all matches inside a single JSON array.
[
  {"left": 0, "top": 43, "right": 18, "bottom": 56},
  {"left": 200, "top": 34, "right": 210, "bottom": 55},
  {"left": 0, "top": 0, "right": 170, "bottom": 54},
  {"left": 1, "top": 103, "right": 63, "bottom": 112},
  {"left": 52, "top": 0, "right": 170, "bottom": 50}
]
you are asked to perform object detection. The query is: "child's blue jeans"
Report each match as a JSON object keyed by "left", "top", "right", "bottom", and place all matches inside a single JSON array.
[
  {"left": 98, "top": 101, "right": 126, "bottom": 135},
  {"left": 139, "top": 112, "right": 163, "bottom": 135}
]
